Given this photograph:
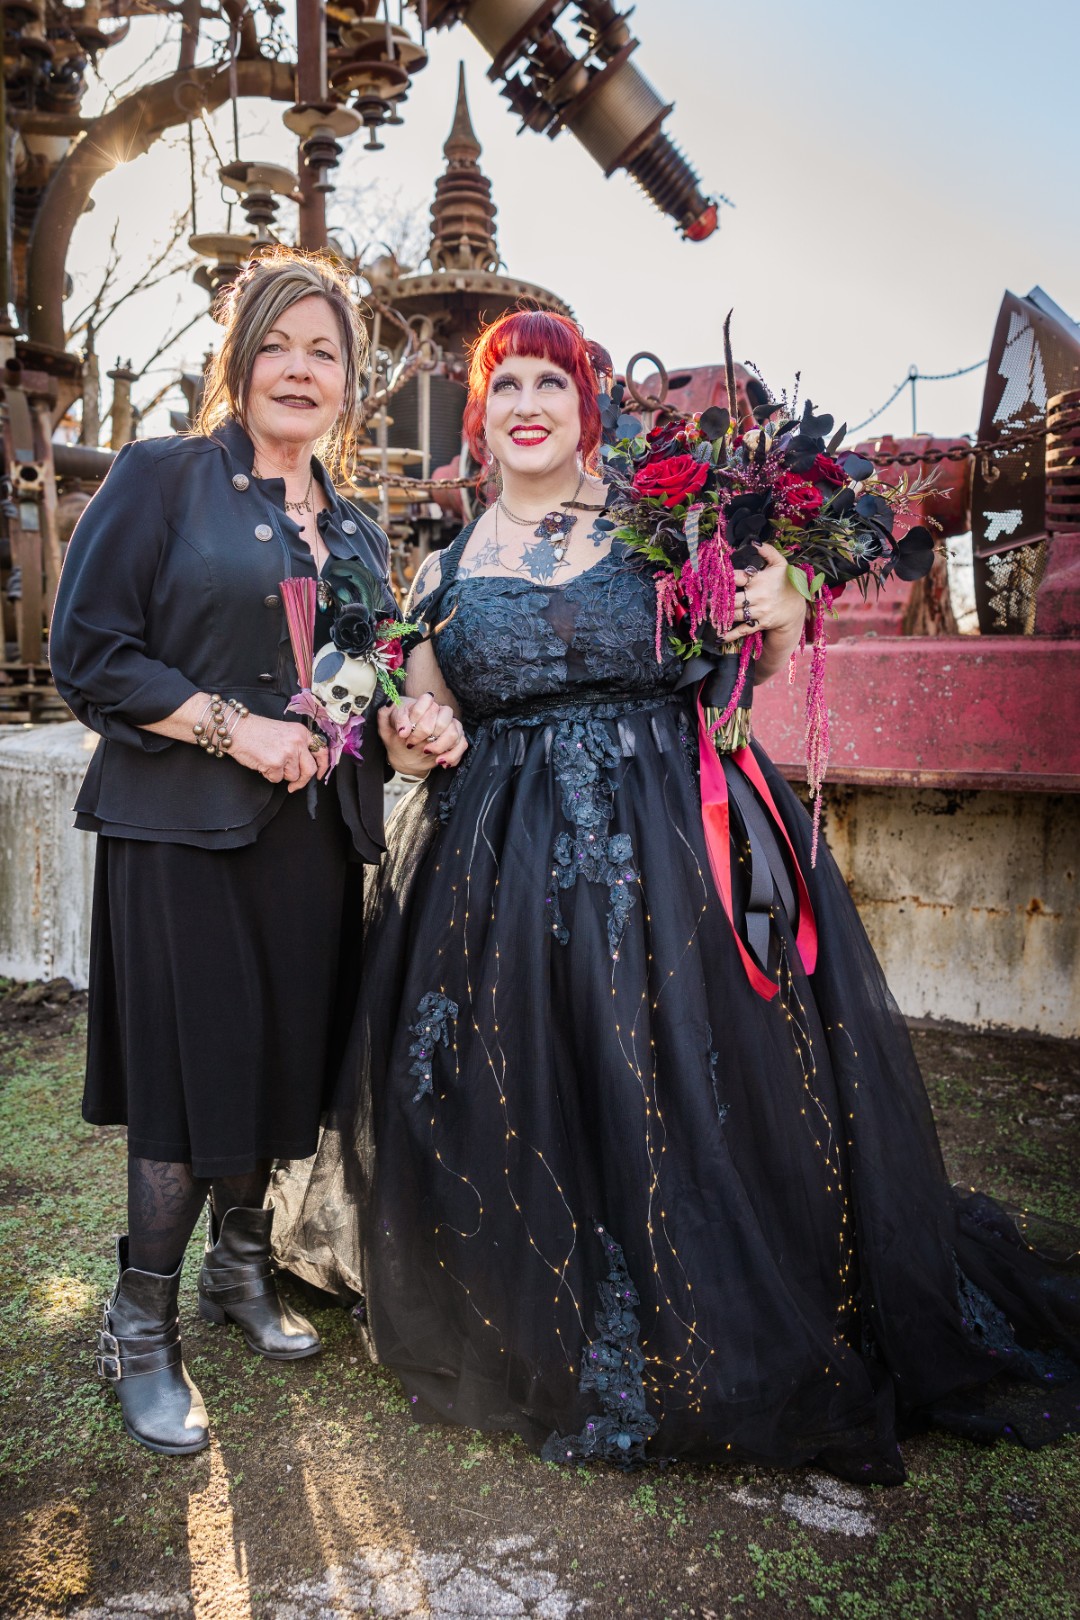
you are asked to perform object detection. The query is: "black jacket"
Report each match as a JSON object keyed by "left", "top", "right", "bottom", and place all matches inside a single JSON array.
[{"left": 49, "top": 419, "right": 394, "bottom": 859}]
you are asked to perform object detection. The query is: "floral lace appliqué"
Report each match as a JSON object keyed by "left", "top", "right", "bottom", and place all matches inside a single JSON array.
[
  {"left": 706, "top": 1028, "right": 729, "bottom": 1127},
  {"left": 956, "top": 1265, "right": 1078, "bottom": 1383},
  {"left": 546, "top": 718, "right": 639, "bottom": 958},
  {"left": 563, "top": 554, "right": 674, "bottom": 693},
  {"left": 541, "top": 1224, "right": 658, "bottom": 1468},
  {"left": 408, "top": 991, "right": 458, "bottom": 1103},
  {"left": 436, "top": 578, "right": 567, "bottom": 720}
]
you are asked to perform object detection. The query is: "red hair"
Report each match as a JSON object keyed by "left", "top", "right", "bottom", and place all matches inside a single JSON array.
[{"left": 462, "top": 309, "right": 604, "bottom": 478}]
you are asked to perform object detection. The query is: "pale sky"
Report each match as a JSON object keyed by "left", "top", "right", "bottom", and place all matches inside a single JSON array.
[{"left": 70, "top": 0, "right": 1078, "bottom": 444}]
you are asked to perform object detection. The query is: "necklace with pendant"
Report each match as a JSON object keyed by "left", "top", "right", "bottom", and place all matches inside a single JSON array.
[
  {"left": 254, "top": 460, "right": 327, "bottom": 597},
  {"left": 497, "top": 470, "right": 585, "bottom": 565},
  {"left": 253, "top": 463, "right": 315, "bottom": 518}
]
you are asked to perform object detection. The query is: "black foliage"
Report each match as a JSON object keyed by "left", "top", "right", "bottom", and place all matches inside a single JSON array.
[
  {"left": 784, "top": 434, "right": 825, "bottom": 473},
  {"left": 886, "top": 525, "right": 936, "bottom": 581},
  {"left": 843, "top": 453, "right": 875, "bottom": 481},
  {"left": 800, "top": 401, "right": 835, "bottom": 439},
  {"left": 699, "top": 406, "right": 730, "bottom": 441},
  {"left": 826, "top": 487, "right": 856, "bottom": 518},
  {"left": 855, "top": 492, "right": 895, "bottom": 533}
]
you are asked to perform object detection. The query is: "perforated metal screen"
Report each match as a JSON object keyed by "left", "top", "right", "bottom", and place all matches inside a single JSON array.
[{"left": 972, "top": 288, "right": 1080, "bottom": 633}]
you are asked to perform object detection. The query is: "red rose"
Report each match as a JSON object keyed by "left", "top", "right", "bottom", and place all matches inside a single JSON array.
[
  {"left": 633, "top": 453, "right": 709, "bottom": 508},
  {"left": 775, "top": 470, "right": 824, "bottom": 520},
  {"left": 376, "top": 634, "right": 403, "bottom": 671},
  {"left": 812, "top": 454, "right": 847, "bottom": 487}
]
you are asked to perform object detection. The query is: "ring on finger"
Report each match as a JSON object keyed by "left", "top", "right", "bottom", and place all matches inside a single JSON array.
[{"left": 741, "top": 597, "right": 754, "bottom": 625}]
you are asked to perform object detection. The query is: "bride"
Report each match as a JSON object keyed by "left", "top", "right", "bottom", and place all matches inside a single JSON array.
[{"left": 277, "top": 309, "right": 1079, "bottom": 1483}]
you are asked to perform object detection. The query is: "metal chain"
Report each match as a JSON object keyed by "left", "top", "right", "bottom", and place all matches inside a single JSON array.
[
  {"left": 863, "top": 423, "right": 1050, "bottom": 468},
  {"left": 356, "top": 351, "right": 428, "bottom": 424}
]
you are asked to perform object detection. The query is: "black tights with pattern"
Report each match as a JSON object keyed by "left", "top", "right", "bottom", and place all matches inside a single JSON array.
[{"left": 126, "top": 1156, "right": 272, "bottom": 1275}]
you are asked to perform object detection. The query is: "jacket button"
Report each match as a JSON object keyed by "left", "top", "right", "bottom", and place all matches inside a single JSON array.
[
  {"left": 254, "top": 524, "right": 273, "bottom": 541},
  {"left": 232, "top": 473, "right": 250, "bottom": 491},
  {"left": 341, "top": 518, "right": 357, "bottom": 534},
  {"left": 258, "top": 673, "right": 274, "bottom": 683},
  {"left": 263, "top": 593, "right": 280, "bottom": 608}
]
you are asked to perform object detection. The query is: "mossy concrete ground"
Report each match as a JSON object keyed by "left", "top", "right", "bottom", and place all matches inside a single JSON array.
[{"left": 1, "top": 984, "right": 1078, "bottom": 1620}]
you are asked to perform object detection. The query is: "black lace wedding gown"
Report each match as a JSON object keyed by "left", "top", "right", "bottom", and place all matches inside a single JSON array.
[{"left": 276, "top": 531, "right": 1080, "bottom": 1483}]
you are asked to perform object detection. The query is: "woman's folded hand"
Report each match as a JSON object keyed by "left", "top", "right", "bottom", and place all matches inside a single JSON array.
[
  {"left": 379, "top": 692, "right": 468, "bottom": 776},
  {"left": 231, "top": 715, "right": 329, "bottom": 790}
]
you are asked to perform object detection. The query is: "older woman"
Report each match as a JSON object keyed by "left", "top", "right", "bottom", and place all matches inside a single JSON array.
[{"left": 49, "top": 248, "right": 465, "bottom": 1456}]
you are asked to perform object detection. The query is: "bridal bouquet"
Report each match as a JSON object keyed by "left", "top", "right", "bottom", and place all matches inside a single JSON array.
[
  {"left": 597, "top": 347, "right": 936, "bottom": 853},
  {"left": 279, "top": 558, "right": 417, "bottom": 773}
]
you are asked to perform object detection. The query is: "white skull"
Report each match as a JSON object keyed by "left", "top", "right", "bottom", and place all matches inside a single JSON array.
[{"left": 310, "top": 642, "right": 378, "bottom": 727}]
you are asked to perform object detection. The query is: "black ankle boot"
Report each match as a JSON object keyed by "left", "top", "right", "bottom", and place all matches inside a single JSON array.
[
  {"left": 197, "top": 1204, "right": 320, "bottom": 1360},
  {"left": 96, "top": 1237, "right": 210, "bottom": 1456}
]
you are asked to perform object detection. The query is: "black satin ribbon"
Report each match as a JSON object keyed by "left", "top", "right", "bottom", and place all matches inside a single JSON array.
[{"left": 722, "top": 755, "right": 797, "bottom": 973}]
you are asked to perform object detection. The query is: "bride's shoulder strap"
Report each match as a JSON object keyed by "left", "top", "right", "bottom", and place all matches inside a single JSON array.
[{"left": 415, "top": 518, "right": 480, "bottom": 629}]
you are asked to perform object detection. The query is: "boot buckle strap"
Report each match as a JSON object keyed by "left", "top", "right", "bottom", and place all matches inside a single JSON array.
[
  {"left": 95, "top": 1340, "right": 183, "bottom": 1381},
  {"left": 201, "top": 1273, "right": 276, "bottom": 1306}
]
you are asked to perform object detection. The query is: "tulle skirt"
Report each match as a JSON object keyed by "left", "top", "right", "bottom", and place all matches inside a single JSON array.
[{"left": 275, "top": 694, "right": 1080, "bottom": 1482}]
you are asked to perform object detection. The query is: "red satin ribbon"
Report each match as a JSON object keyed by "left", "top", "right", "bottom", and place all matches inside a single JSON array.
[{"left": 697, "top": 695, "right": 818, "bottom": 999}]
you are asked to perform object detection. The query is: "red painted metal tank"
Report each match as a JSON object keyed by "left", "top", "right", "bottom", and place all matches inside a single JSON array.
[
  {"left": 632, "top": 362, "right": 758, "bottom": 431},
  {"left": 827, "top": 434, "right": 973, "bottom": 638},
  {"left": 853, "top": 434, "right": 972, "bottom": 539}
]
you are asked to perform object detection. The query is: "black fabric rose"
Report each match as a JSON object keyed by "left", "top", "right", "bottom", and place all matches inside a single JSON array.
[
  {"left": 726, "top": 489, "right": 774, "bottom": 547},
  {"left": 331, "top": 602, "right": 378, "bottom": 656}
]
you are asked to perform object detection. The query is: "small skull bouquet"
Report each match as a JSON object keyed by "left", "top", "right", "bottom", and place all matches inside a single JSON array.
[
  {"left": 597, "top": 335, "right": 936, "bottom": 855},
  {"left": 280, "top": 558, "right": 418, "bottom": 773}
]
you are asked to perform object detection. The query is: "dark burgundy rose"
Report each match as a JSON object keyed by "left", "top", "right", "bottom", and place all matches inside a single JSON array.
[
  {"left": 646, "top": 417, "right": 692, "bottom": 453},
  {"left": 331, "top": 602, "right": 378, "bottom": 656},
  {"left": 812, "top": 453, "right": 847, "bottom": 486},
  {"left": 633, "top": 453, "right": 709, "bottom": 508}
]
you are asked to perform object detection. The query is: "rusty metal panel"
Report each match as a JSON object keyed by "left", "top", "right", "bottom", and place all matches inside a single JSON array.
[{"left": 753, "top": 638, "right": 1080, "bottom": 792}]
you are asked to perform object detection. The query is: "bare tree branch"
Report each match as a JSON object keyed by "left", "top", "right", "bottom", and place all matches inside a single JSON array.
[
  {"left": 65, "top": 212, "right": 194, "bottom": 347},
  {"left": 66, "top": 217, "right": 122, "bottom": 340},
  {"left": 135, "top": 306, "right": 207, "bottom": 378}
]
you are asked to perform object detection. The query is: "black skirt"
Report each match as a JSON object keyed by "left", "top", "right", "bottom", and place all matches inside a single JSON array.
[{"left": 83, "top": 784, "right": 363, "bottom": 1176}]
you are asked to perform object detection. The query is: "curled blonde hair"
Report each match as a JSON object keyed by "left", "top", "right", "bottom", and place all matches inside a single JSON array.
[{"left": 196, "top": 246, "right": 368, "bottom": 481}]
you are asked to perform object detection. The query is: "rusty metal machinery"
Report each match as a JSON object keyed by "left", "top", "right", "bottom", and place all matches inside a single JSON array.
[
  {"left": 423, "top": 0, "right": 721, "bottom": 240},
  {"left": 971, "top": 288, "right": 1080, "bottom": 634},
  {"left": 0, "top": 349, "right": 80, "bottom": 719},
  {"left": 1037, "top": 388, "right": 1080, "bottom": 637}
]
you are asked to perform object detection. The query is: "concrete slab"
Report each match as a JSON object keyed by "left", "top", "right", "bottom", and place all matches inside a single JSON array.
[{"left": 0, "top": 722, "right": 98, "bottom": 987}]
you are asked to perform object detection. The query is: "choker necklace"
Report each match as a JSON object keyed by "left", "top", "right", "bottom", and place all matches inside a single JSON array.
[{"left": 497, "top": 470, "right": 585, "bottom": 564}]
